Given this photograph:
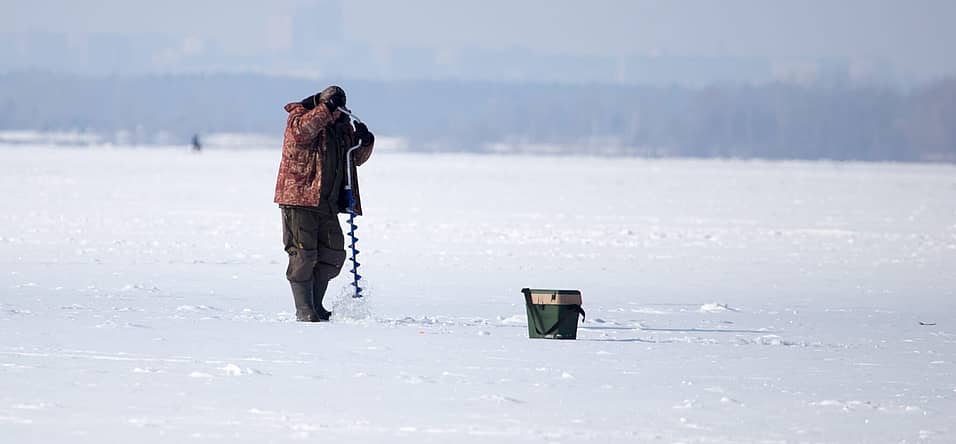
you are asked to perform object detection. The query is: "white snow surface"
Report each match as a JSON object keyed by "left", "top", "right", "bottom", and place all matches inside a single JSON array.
[{"left": 1, "top": 146, "right": 956, "bottom": 443}]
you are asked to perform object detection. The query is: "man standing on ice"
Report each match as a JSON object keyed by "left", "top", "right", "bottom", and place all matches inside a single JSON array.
[{"left": 274, "top": 86, "right": 374, "bottom": 322}]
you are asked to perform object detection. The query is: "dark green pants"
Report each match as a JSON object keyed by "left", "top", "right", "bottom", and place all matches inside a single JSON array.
[{"left": 281, "top": 207, "right": 347, "bottom": 283}]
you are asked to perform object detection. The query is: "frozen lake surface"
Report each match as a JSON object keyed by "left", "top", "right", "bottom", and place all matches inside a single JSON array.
[{"left": 1, "top": 146, "right": 955, "bottom": 442}]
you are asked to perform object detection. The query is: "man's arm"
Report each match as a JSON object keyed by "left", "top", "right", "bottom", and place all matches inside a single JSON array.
[{"left": 289, "top": 105, "right": 338, "bottom": 145}]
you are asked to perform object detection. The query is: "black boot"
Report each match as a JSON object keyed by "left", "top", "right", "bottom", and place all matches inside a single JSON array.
[
  {"left": 290, "top": 280, "right": 318, "bottom": 322},
  {"left": 312, "top": 277, "right": 332, "bottom": 321}
]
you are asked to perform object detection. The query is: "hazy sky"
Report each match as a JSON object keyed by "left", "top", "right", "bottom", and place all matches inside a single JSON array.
[{"left": 5, "top": 0, "right": 956, "bottom": 80}]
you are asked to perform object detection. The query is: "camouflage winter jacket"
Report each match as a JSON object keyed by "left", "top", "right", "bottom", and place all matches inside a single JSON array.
[{"left": 274, "top": 102, "right": 374, "bottom": 214}]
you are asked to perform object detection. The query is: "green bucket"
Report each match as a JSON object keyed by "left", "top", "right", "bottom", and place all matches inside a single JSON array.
[{"left": 523, "top": 288, "right": 586, "bottom": 339}]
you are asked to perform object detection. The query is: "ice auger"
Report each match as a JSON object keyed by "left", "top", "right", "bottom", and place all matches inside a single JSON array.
[{"left": 339, "top": 107, "right": 365, "bottom": 298}]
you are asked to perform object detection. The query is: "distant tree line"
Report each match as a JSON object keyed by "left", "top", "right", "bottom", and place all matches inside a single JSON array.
[{"left": 0, "top": 72, "right": 953, "bottom": 162}]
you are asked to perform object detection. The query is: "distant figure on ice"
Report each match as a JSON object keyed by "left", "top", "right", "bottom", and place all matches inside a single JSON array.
[
  {"left": 191, "top": 134, "right": 202, "bottom": 152},
  {"left": 274, "top": 86, "right": 375, "bottom": 322}
]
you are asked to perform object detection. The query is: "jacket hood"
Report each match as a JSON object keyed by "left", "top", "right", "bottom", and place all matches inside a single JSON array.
[{"left": 284, "top": 102, "right": 305, "bottom": 113}]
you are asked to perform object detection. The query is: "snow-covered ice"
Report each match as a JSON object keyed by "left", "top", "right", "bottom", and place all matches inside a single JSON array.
[{"left": 1, "top": 146, "right": 955, "bottom": 442}]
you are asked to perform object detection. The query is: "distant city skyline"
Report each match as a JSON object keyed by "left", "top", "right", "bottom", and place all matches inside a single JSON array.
[{"left": 4, "top": 0, "right": 956, "bottom": 85}]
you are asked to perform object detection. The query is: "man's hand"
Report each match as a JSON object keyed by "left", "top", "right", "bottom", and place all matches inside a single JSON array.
[
  {"left": 322, "top": 91, "right": 347, "bottom": 114},
  {"left": 354, "top": 121, "right": 374, "bottom": 144},
  {"left": 323, "top": 98, "right": 345, "bottom": 114}
]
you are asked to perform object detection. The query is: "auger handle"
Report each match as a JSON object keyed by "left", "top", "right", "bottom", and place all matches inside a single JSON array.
[
  {"left": 338, "top": 107, "right": 363, "bottom": 124},
  {"left": 339, "top": 106, "right": 366, "bottom": 191}
]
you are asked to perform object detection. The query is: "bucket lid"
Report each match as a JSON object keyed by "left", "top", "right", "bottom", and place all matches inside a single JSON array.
[
  {"left": 522, "top": 288, "right": 582, "bottom": 305},
  {"left": 522, "top": 288, "right": 581, "bottom": 296}
]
